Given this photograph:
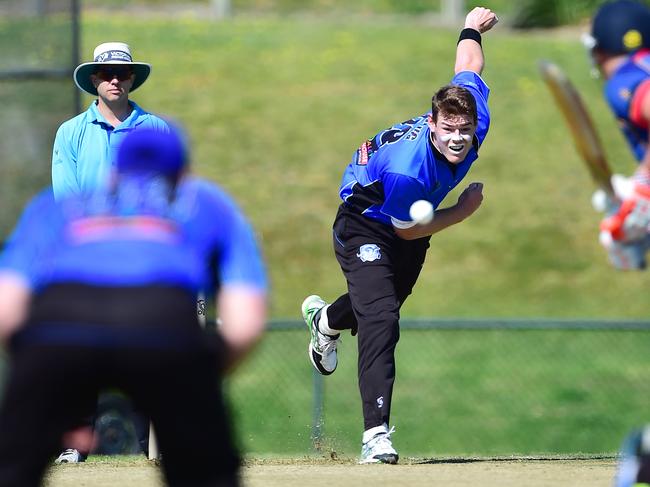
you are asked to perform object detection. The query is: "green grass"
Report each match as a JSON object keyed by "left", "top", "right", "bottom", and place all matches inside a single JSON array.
[
  {"left": 0, "top": 16, "right": 78, "bottom": 233},
  {"left": 229, "top": 327, "right": 650, "bottom": 456},
  {"left": 0, "top": 16, "right": 74, "bottom": 70},
  {"left": 82, "top": 0, "right": 519, "bottom": 16}
]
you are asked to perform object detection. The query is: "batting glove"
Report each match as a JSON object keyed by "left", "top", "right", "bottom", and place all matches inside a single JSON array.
[{"left": 600, "top": 168, "right": 650, "bottom": 243}]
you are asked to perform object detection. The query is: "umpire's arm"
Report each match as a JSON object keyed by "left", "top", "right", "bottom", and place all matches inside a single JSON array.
[{"left": 51, "top": 125, "right": 81, "bottom": 200}]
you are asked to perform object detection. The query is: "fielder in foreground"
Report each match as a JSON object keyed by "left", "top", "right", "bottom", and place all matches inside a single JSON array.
[
  {"left": 582, "top": 0, "right": 650, "bottom": 270},
  {"left": 301, "top": 6, "right": 497, "bottom": 464},
  {"left": 0, "top": 128, "right": 267, "bottom": 487}
]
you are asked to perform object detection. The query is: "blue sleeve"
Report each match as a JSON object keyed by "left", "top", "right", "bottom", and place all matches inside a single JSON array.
[
  {"left": 217, "top": 204, "right": 267, "bottom": 292},
  {"left": 146, "top": 114, "right": 171, "bottom": 132},
  {"left": 452, "top": 71, "right": 491, "bottom": 146},
  {"left": 0, "top": 189, "right": 59, "bottom": 286},
  {"left": 604, "top": 76, "right": 631, "bottom": 120},
  {"left": 52, "top": 123, "right": 80, "bottom": 201},
  {"left": 381, "top": 173, "right": 429, "bottom": 222},
  {"left": 189, "top": 181, "right": 267, "bottom": 292}
]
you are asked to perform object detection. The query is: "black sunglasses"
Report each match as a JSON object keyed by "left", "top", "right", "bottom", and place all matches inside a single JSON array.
[{"left": 95, "top": 67, "right": 133, "bottom": 82}]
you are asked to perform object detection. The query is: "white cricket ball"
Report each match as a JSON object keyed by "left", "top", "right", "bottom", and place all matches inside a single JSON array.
[{"left": 409, "top": 199, "right": 434, "bottom": 225}]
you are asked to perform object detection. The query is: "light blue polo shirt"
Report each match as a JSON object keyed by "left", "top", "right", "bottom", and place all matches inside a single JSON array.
[{"left": 51, "top": 101, "right": 169, "bottom": 200}]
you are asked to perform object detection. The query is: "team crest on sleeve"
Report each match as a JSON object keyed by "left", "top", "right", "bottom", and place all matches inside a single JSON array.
[{"left": 357, "top": 244, "right": 381, "bottom": 262}]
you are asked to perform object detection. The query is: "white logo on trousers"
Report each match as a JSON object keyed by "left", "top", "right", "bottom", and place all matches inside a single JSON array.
[{"left": 357, "top": 244, "right": 381, "bottom": 262}]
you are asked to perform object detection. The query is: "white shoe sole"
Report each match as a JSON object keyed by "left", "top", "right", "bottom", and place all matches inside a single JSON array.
[{"left": 359, "top": 454, "right": 399, "bottom": 465}]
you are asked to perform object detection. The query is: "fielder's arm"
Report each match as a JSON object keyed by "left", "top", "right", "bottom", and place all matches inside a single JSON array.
[
  {"left": 0, "top": 272, "right": 31, "bottom": 343},
  {"left": 454, "top": 7, "right": 498, "bottom": 75},
  {"left": 216, "top": 286, "right": 267, "bottom": 373}
]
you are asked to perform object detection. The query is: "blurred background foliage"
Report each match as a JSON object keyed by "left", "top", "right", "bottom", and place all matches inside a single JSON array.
[{"left": 80, "top": 0, "right": 650, "bottom": 28}]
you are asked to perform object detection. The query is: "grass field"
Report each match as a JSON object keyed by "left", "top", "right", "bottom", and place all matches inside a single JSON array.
[
  {"left": 43, "top": 455, "right": 618, "bottom": 487},
  {"left": 228, "top": 327, "right": 650, "bottom": 456},
  {"left": 0, "top": 14, "right": 77, "bottom": 240}
]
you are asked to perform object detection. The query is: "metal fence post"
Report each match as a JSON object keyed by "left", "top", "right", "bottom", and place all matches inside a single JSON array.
[
  {"left": 210, "top": 0, "right": 231, "bottom": 19},
  {"left": 441, "top": 0, "right": 464, "bottom": 25}
]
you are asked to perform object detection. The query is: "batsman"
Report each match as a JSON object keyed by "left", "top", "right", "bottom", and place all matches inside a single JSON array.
[{"left": 583, "top": 0, "right": 650, "bottom": 269}]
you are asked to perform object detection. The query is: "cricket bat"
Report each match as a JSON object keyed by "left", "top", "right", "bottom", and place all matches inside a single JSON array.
[{"left": 538, "top": 60, "right": 615, "bottom": 197}]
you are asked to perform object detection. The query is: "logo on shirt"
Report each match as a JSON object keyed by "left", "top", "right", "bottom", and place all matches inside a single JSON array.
[
  {"left": 357, "top": 244, "right": 381, "bottom": 262},
  {"left": 619, "top": 88, "right": 632, "bottom": 101},
  {"left": 356, "top": 140, "right": 373, "bottom": 166},
  {"left": 623, "top": 29, "right": 642, "bottom": 51}
]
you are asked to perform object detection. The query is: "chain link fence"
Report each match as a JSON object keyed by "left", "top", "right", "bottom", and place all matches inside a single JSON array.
[
  {"left": 0, "top": 0, "right": 80, "bottom": 239},
  {"left": 0, "top": 319, "right": 646, "bottom": 457},
  {"left": 228, "top": 319, "right": 650, "bottom": 458}
]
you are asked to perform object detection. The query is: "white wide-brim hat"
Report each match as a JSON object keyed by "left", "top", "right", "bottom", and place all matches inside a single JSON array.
[{"left": 73, "top": 42, "right": 152, "bottom": 96}]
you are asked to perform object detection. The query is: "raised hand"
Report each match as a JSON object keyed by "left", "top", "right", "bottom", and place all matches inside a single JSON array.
[
  {"left": 464, "top": 7, "right": 499, "bottom": 34},
  {"left": 600, "top": 172, "right": 650, "bottom": 243}
]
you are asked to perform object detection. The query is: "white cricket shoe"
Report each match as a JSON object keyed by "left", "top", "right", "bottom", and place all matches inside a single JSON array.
[
  {"left": 360, "top": 424, "right": 399, "bottom": 464},
  {"left": 302, "top": 295, "right": 340, "bottom": 375},
  {"left": 54, "top": 448, "right": 83, "bottom": 464}
]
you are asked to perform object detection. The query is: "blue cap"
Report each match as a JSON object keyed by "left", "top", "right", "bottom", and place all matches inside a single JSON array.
[
  {"left": 116, "top": 128, "right": 187, "bottom": 178},
  {"left": 591, "top": 0, "right": 650, "bottom": 54}
]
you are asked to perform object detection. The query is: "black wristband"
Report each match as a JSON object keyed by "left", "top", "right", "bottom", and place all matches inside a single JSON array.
[{"left": 458, "top": 28, "right": 482, "bottom": 46}]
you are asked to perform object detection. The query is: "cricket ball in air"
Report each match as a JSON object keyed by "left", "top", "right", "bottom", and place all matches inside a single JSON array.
[{"left": 409, "top": 200, "right": 434, "bottom": 225}]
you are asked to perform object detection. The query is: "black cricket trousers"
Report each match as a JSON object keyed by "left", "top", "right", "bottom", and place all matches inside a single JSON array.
[
  {"left": 0, "top": 284, "right": 239, "bottom": 487},
  {"left": 326, "top": 204, "right": 430, "bottom": 431}
]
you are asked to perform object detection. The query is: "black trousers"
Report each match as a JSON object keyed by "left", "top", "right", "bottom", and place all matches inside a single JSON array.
[
  {"left": 0, "top": 285, "right": 239, "bottom": 487},
  {"left": 327, "top": 205, "right": 430, "bottom": 431}
]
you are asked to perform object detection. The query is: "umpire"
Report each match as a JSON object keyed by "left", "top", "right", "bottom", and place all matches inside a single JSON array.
[{"left": 0, "top": 128, "right": 267, "bottom": 486}]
